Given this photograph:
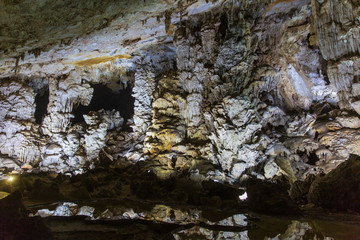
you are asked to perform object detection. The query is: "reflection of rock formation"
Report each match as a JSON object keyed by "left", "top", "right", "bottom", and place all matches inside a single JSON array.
[
  {"left": 0, "top": 0, "right": 360, "bottom": 214},
  {"left": 174, "top": 226, "right": 250, "bottom": 240},
  {"left": 32, "top": 201, "right": 360, "bottom": 240},
  {"left": 34, "top": 201, "right": 252, "bottom": 239},
  {"left": 264, "top": 221, "right": 330, "bottom": 240}
]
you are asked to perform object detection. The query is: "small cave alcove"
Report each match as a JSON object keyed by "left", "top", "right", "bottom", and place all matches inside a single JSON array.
[
  {"left": 297, "top": 150, "right": 320, "bottom": 165},
  {"left": 35, "top": 87, "right": 49, "bottom": 124},
  {"left": 307, "top": 151, "right": 320, "bottom": 165},
  {"left": 72, "top": 84, "right": 135, "bottom": 127},
  {"left": 218, "top": 13, "right": 228, "bottom": 41}
]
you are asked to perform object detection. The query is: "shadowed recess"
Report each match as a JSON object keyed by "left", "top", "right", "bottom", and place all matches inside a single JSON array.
[
  {"left": 34, "top": 87, "right": 49, "bottom": 124},
  {"left": 72, "top": 84, "right": 134, "bottom": 125}
]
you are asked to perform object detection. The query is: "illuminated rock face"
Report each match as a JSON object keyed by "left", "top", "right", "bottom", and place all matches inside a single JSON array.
[
  {"left": 311, "top": 0, "right": 360, "bottom": 112},
  {"left": 0, "top": 0, "right": 359, "bottom": 182}
]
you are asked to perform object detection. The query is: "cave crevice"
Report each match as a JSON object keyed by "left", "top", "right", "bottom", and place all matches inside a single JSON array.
[
  {"left": 34, "top": 87, "right": 49, "bottom": 124},
  {"left": 72, "top": 84, "right": 135, "bottom": 125}
]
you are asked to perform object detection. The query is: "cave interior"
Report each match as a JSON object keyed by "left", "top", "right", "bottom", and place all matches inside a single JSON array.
[{"left": 0, "top": 0, "right": 360, "bottom": 239}]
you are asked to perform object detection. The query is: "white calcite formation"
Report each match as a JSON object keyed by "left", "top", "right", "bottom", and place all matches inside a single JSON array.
[
  {"left": 204, "top": 96, "right": 265, "bottom": 178},
  {"left": 0, "top": 81, "right": 41, "bottom": 168},
  {"left": 0, "top": 0, "right": 359, "bottom": 184},
  {"left": 36, "top": 202, "right": 95, "bottom": 218}
]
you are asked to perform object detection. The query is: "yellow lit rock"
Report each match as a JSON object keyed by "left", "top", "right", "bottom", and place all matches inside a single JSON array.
[
  {"left": 69, "top": 54, "right": 132, "bottom": 67},
  {"left": 0, "top": 191, "right": 10, "bottom": 200}
]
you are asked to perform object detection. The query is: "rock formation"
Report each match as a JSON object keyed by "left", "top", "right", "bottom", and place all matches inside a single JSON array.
[{"left": 0, "top": 0, "right": 360, "bottom": 219}]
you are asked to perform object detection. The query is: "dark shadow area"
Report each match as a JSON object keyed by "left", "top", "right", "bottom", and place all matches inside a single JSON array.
[
  {"left": 354, "top": 75, "right": 360, "bottom": 83},
  {"left": 0, "top": 161, "right": 244, "bottom": 212},
  {"left": 246, "top": 178, "right": 301, "bottom": 215},
  {"left": 72, "top": 84, "right": 134, "bottom": 125},
  {"left": 35, "top": 87, "right": 49, "bottom": 124},
  {"left": 296, "top": 149, "right": 320, "bottom": 166},
  {"left": 307, "top": 151, "right": 320, "bottom": 165},
  {"left": 218, "top": 13, "right": 228, "bottom": 41},
  {"left": 296, "top": 150, "right": 320, "bottom": 166},
  {"left": 0, "top": 191, "right": 52, "bottom": 240}
]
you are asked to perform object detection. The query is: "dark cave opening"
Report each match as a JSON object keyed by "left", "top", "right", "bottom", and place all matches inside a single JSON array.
[
  {"left": 296, "top": 150, "right": 319, "bottom": 165},
  {"left": 34, "top": 87, "right": 49, "bottom": 124},
  {"left": 354, "top": 75, "right": 360, "bottom": 83},
  {"left": 218, "top": 13, "right": 228, "bottom": 41},
  {"left": 307, "top": 152, "right": 320, "bottom": 165},
  {"left": 314, "top": 131, "right": 319, "bottom": 140},
  {"left": 72, "top": 84, "right": 134, "bottom": 126}
]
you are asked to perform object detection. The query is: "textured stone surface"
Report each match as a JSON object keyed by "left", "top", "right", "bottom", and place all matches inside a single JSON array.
[
  {"left": 311, "top": 0, "right": 360, "bottom": 112},
  {"left": 308, "top": 154, "right": 360, "bottom": 213},
  {"left": 0, "top": 0, "right": 359, "bottom": 194}
]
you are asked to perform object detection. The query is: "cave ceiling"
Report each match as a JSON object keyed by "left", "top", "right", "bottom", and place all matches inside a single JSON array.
[
  {"left": 0, "top": 0, "right": 186, "bottom": 81},
  {"left": 0, "top": 0, "right": 173, "bottom": 58}
]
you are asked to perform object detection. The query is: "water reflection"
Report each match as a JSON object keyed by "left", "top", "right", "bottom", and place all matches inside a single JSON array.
[
  {"left": 254, "top": 220, "right": 331, "bottom": 240},
  {"left": 32, "top": 201, "right": 360, "bottom": 239},
  {"left": 174, "top": 226, "right": 250, "bottom": 240},
  {"left": 249, "top": 216, "right": 360, "bottom": 240}
]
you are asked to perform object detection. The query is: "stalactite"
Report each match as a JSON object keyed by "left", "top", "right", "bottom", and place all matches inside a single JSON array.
[
  {"left": 29, "top": 48, "right": 42, "bottom": 58},
  {"left": 164, "top": 9, "right": 173, "bottom": 33}
]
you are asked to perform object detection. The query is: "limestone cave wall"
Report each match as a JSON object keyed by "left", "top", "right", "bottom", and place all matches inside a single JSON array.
[{"left": 0, "top": 0, "right": 359, "bottom": 185}]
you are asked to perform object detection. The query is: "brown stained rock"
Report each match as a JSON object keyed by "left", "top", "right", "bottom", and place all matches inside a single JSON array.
[
  {"left": 289, "top": 174, "right": 316, "bottom": 204},
  {"left": 319, "top": 129, "right": 360, "bottom": 158},
  {"left": 308, "top": 154, "right": 360, "bottom": 213},
  {"left": 311, "top": 0, "right": 360, "bottom": 61}
]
